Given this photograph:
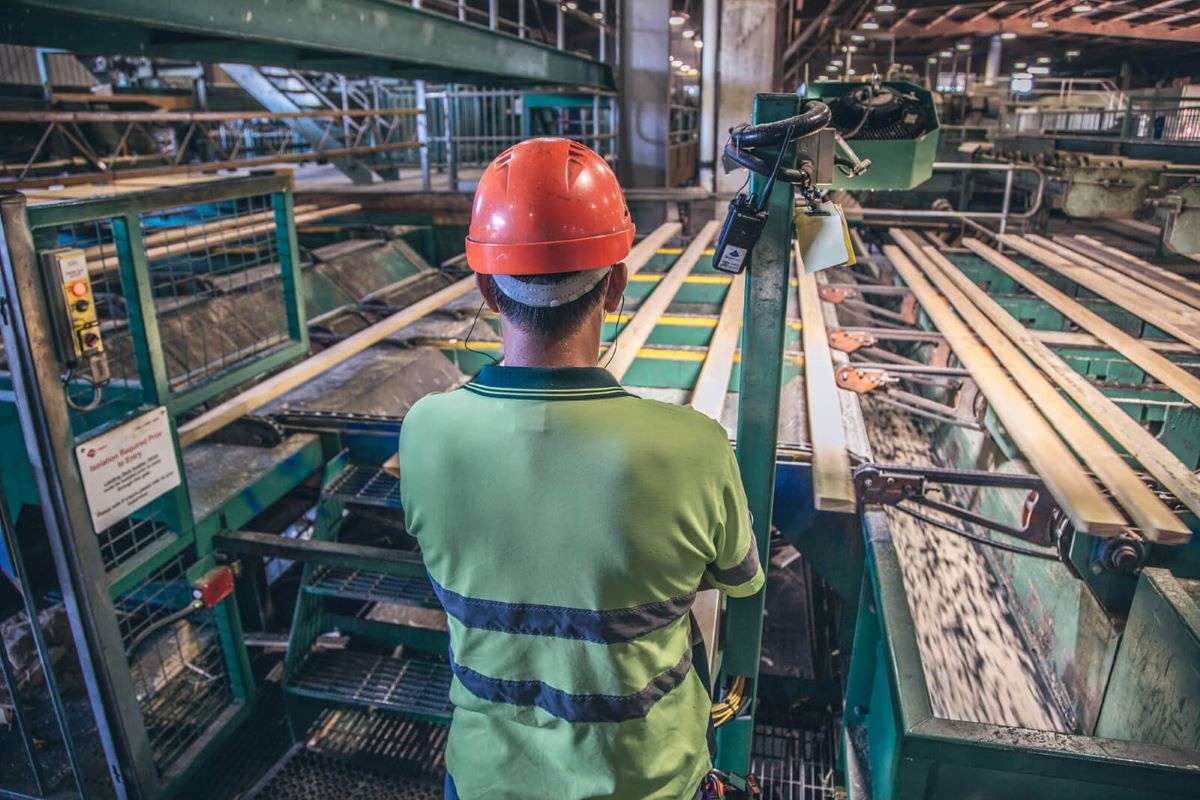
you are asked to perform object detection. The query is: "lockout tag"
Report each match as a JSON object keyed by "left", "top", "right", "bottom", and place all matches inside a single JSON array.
[{"left": 795, "top": 202, "right": 856, "bottom": 273}]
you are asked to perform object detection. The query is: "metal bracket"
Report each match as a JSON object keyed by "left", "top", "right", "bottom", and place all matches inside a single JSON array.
[
  {"left": 818, "top": 284, "right": 857, "bottom": 303},
  {"left": 854, "top": 466, "right": 924, "bottom": 505},
  {"left": 853, "top": 463, "right": 1058, "bottom": 547},
  {"left": 828, "top": 328, "right": 876, "bottom": 353},
  {"left": 835, "top": 366, "right": 890, "bottom": 393}
]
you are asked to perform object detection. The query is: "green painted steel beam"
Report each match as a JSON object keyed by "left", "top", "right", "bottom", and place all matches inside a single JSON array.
[
  {"left": 2, "top": 0, "right": 614, "bottom": 89},
  {"left": 715, "top": 92, "right": 802, "bottom": 775}
]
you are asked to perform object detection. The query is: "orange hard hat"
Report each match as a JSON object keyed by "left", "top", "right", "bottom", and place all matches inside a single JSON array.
[{"left": 465, "top": 137, "right": 635, "bottom": 276}]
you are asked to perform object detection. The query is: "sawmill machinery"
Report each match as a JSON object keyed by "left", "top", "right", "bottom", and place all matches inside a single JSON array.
[{"left": 0, "top": 89, "right": 1198, "bottom": 800}]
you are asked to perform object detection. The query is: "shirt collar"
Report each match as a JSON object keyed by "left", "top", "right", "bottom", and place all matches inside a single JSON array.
[{"left": 464, "top": 365, "right": 629, "bottom": 401}]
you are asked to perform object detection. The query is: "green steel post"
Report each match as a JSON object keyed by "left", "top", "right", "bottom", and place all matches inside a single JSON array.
[
  {"left": 715, "top": 92, "right": 801, "bottom": 774},
  {"left": 274, "top": 186, "right": 309, "bottom": 349}
]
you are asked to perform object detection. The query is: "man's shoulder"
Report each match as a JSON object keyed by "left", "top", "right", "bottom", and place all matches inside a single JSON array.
[{"left": 620, "top": 394, "right": 731, "bottom": 444}]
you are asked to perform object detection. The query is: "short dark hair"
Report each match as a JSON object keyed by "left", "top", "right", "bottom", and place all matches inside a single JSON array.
[{"left": 487, "top": 271, "right": 610, "bottom": 338}]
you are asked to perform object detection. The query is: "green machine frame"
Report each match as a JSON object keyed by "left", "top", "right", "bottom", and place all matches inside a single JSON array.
[{"left": 0, "top": 175, "right": 322, "bottom": 798}]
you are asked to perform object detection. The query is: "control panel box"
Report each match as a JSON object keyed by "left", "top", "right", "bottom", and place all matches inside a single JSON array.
[{"left": 41, "top": 248, "right": 104, "bottom": 364}]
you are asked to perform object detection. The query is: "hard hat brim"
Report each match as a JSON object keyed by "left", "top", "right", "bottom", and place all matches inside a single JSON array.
[{"left": 465, "top": 225, "right": 635, "bottom": 276}]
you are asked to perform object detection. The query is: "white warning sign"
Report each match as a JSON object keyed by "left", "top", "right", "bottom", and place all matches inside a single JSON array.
[{"left": 75, "top": 406, "right": 182, "bottom": 532}]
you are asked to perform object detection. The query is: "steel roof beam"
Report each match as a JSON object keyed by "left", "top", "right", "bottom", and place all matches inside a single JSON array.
[
  {"left": 0, "top": 0, "right": 614, "bottom": 89},
  {"left": 891, "top": 11, "right": 1200, "bottom": 41}
]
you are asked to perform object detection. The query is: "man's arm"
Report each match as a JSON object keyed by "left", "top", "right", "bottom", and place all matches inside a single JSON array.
[{"left": 703, "top": 444, "right": 764, "bottom": 597}]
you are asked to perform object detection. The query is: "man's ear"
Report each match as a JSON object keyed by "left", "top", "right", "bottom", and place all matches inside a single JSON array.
[
  {"left": 604, "top": 263, "right": 628, "bottom": 313},
  {"left": 476, "top": 273, "right": 501, "bottom": 312}
]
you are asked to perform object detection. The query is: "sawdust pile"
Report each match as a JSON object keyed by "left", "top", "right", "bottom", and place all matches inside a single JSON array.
[{"left": 862, "top": 396, "right": 1068, "bottom": 731}]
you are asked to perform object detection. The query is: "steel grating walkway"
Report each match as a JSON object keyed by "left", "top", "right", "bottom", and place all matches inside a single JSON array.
[
  {"left": 305, "top": 564, "right": 440, "bottom": 607},
  {"left": 287, "top": 650, "right": 453, "bottom": 722},
  {"left": 325, "top": 464, "right": 403, "bottom": 509},
  {"left": 246, "top": 746, "right": 443, "bottom": 800}
]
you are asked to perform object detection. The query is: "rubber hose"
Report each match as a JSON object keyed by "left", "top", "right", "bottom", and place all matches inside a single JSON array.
[{"left": 727, "top": 101, "right": 832, "bottom": 147}]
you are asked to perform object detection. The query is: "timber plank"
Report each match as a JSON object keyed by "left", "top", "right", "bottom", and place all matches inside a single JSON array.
[
  {"left": 624, "top": 222, "right": 684, "bottom": 278},
  {"left": 606, "top": 221, "right": 719, "bottom": 380},
  {"left": 884, "top": 238, "right": 1125, "bottom": 537},
  {"left": 896, "top": 232, "right": 1188, "bottom": 543},
  {"left": 1064, "top": 235, "right": 1200, "bottom": 312},
  {"left": 177, "top": 275, "right": 476, "bottom": 446},
  {"left": 690, "top": 271, "right": 746, "bottom": 419},
  {"left": 1029, "top": 234, "right": 1200, "bottom": 324},
  {"left": 1001, "top": 234, "right": 1200, "bottom": 350},
  {"left": 963, "top": 238, "right": 1200, "bottom": 409},
  {"left": 797, "top": 244, "right": 856, "bottom": 513}
]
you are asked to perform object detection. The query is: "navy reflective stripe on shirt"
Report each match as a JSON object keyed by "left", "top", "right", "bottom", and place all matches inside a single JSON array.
[
  {"left": 450, "top": 642, "right": 695, "bottom": 723},
  {"left": 706, "top": 542, "right": 761, "bottom": 586},
  {"left": 430, "top": 575, "right": 696, "bottom": 644}
]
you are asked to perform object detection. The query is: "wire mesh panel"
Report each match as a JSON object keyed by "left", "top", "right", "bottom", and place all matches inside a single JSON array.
[
  {"left": 114, "top": 552, "right": 235, "bottom": 772},
  {"left": 750, "top": 712, "right": 838, "bottom": 800},
  {"left": 138, "top": 193, "right": 296, "bottom": 401}
]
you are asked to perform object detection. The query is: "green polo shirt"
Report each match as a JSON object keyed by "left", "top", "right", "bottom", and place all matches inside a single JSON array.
[{"left": 399, "top": 365, "right": 762, "bottom": 800}]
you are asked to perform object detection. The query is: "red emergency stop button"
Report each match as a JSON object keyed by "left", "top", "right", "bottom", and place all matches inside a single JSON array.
[
  {"left": 70, "top": 281, "right": 88, "bottom": 298},
  {"left": 192, "top": 565, "right": 235, "bottom": 608}
]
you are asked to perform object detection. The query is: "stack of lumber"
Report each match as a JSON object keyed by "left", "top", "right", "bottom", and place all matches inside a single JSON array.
[{"left": 885, "top": 229, "right": 1196, "bottom": 545}]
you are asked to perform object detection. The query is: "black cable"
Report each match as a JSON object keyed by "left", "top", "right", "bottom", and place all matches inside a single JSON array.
[
  {"left": 124, "top": 601, "right": 203, "bottom": 659},
  {"left": 464, "top": 299, "right": 500, "bottom": 366},
  {"left": 894, "top": 501, "right": 1060, "bottom": 561},
  {"left": 600, "top": 293, "right": 625, "bottom": 370}
]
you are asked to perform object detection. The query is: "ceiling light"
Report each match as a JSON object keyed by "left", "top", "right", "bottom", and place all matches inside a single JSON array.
[
  {"left": 1036, "top": 55, "right": 1051, "bottom": 63},
  {"left": 669, "top": 12, "right": 687, "bottom": 26},
  {"left": 847, "top": 45, "right": 858, "bottom": 52},
  {"left": 1000, "top": 31, "right": 1017, "bottom": 40},
  {"left": 939, "top": 49, "right": 953, "bottom": 58},
  {"left": 679, "top": 64, "right": 690, "bottom": 72},
  {"left": 1028, "top": 65, "right": 1050, "bottom": 74},
  {"left": 1031, "top": 18, "right": 1049, "bottom": 29},
  {"left": 826, "top": 64, "right": 840, "bottom": 72},
  {"left": 847, "top": 68, "right": 857, "bottom": 75},
  {"left": 1014, "top": 61, "right": 1027, "bottom": 69},
  {"left": 927, "top": 56, "right": 938, "bottom": 63},
  {"left": 593, "top": 12, "right": 604, "bottom": 21},
  {"left": 682, "top": 28, "right": 695, "bottom": 38},
  {"left": 1072, "top": 2, "right": 1092, "bottom": 12},
  {"left": 876, "top": 2, "right": 896, "bottom": 12},
  {"left": 851, "top": 33, "right": 867, "bottom": 42},
  {"left": 671, "top": 58, "right": 682, "bottom": 66},
  {"left": 831, "top": 58, "right": 844, "bottom": 66},
  {"left": 1066, "top": 49, "right": 1081, "bottom": 57},
  {"left": 862, "top": 18, "right": 880, "bottom": 30},
  {"left": 956, "top": 41, "right": 971, "bottom": 51},
  {"left": 693, "top": 39, "right": 704, "bottom": 48}
]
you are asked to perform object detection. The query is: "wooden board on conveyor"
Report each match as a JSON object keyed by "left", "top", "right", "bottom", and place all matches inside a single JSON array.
[
  {"left": 797, "top": 245, "right": 856, "bottom": 513},
  {"left": 1000, "top": 234, "right": 1200, "bottom": 350},
  {"left": 962, "top": 238, "right": 1200, "bottom": 409},
  {"left": 892, "top": 231, "right": 1189, "bottom": 544},
  {"left": 883, "top": 238, "right": 1126, "bottom": 537}
]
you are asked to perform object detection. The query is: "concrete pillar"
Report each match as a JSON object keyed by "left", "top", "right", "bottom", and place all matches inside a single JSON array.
[
  {"left": 716, "top": 0, "right": 778, "bottom": 195},
  {"left": 984, "top": 34, "right": 1002, "bottom": 86},
  {"left": 699, "top": 0, "right": 720, "bottom": 192},
  {"left": 617, "top": 0, "right": 670, "bottom": 189}
]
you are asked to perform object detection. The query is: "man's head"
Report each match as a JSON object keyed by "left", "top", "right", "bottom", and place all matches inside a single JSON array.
[{"left": 465, "top": 138, "right": 634, "bottom": 346}]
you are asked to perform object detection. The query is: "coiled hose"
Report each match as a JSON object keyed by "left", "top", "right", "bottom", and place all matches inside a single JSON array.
[{"left": 722, "top": 100, "right": 832, "bottom": 187}]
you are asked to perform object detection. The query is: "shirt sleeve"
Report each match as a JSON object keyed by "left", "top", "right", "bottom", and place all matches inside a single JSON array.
[{"left": 704, "top": 442, "right": 764, "bottom": 597}]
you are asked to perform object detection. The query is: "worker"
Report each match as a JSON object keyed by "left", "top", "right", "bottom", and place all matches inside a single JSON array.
[{"left": 399, "top": 138, "right": 764, "bottom": 800}]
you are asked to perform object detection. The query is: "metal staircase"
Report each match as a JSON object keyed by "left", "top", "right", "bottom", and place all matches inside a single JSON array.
[
  {"left": 221, "top": 64, "right": 424, "bottom": 184},
  {"left": 275, "top": 452, "right": 453, "bottom": 788}
]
